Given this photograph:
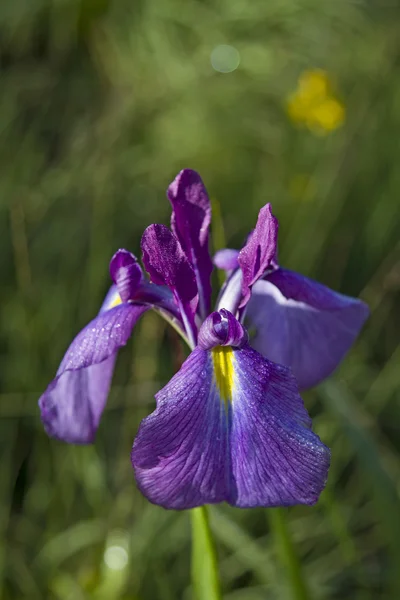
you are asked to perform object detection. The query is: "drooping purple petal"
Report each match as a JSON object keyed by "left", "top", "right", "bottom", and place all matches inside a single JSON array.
[
  {"left": 229, "top": 345, "right": 330, "bottom": 507},
  {"left": 246, "top": 268, "right": 369, "bottom": 390},
  {"left": 39, "top": 303, "right": 148, "bottom": 443},
  {"left": 132, "top": 348, "right": 233, "bottom": 508},
  {"left": 110, "top": 249, "right": 143, "bottom": 303},
  {"left": 213, "top": 248, "right": 240, "bottom": 273},
  {"left": 141, "top": 224, "right": 198, "bottom": 343},
  {"left": 132, "top": 338, "right": 330, "bottom": 509},
  {"left": 238, "top": 204, "right": 278, "bottom": 308},
  {"left": 40, "top": 357, "right": 117, "bottom": 445},
  {"left": 168, "top": 169, "right": 213, "bottom": 318}
]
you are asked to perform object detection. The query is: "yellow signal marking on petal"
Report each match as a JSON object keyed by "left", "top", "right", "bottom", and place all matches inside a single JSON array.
[
  {"left": 212, "top": 346, "right": 235, "bottom": 405},
  {"left": 109, "top": 294, "right": 122, "bottom": 308}
]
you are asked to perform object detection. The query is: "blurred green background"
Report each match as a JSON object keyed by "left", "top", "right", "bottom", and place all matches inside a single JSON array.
[{"left": 1, "top": 0, "right": 400, "bottom": 598}]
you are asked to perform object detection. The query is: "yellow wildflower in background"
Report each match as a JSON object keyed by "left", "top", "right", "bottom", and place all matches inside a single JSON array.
[{"left": 287, "top": 69, "right": 345, "bottom": 134}]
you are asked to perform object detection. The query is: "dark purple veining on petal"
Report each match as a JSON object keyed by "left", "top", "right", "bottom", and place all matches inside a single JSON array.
[
  {"left": 132, "top": 348, "right": 234, "bottom": 508},
  {"left": 229, "top": 345, "right": 330, "bottom": 507},
  {"left": 131, "top": 342, "right": 330, "bottom": 509}
]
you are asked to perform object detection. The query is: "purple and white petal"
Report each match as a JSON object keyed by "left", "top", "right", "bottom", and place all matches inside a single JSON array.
[
  {"left": 132, "top": 332, "right": 330, "bottom": 509},
  {"left": 39, "top": 303, "right": 148, "bottom": 443},
  {"left": 238, "top": 204, "right": 278, "bottom": 308},
  {"left": 168, "top": 169, "right": 213, "bottom": 318},
  {"left": 247, "top": 268, "right": 369, "bottom": 390},
  {"left": 110, "top": 249, "right": 143, "bottom": 303}
]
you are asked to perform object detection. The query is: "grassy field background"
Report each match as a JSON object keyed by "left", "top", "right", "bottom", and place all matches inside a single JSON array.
[{"left": 1, "top": 1, "right": 400, "bottom": 598}]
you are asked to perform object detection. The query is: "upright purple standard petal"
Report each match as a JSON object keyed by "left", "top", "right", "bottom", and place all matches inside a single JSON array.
[
  {"left": 168, "top": 169, "right": 213, "bottom": 318},
  {"left": 247, "top": 268, "right": 369, "bottom": 390},
  {"left": 141, "top": 223, "right": 198, "bottom": 343},
  {"left": 132, "top": 311, "right": 330, "bottom": 509},
  {"left": 238, "top": 204, "right": 278, "bottom": 308},
  {"left": 39, "top": 303, "right": 147, "bottom": 443}
]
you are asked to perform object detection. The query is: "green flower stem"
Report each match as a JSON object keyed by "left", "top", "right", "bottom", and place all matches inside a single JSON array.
[
  {"left": 268, "top": 508, "right": 310, "bottom": 600},
  {"left": 191, "top": 506, "right": 222, "bottom": 600}
]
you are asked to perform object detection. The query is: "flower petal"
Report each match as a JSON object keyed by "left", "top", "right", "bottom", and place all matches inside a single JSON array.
[
  {"left": 215, "top": 267, "right": 243, "bottom": 316},
  {"left": 213, "top": 248, "right": 239, "bottom": 272},
  {"left": 132, "top": 348, "right": 232, "bottom": 508},
  {"left": 131, "top": 343, "right": 330, "bottom": 509},
  {"left": 168, "top": 169, "right": 213, "bottom": 318},
  {"left": 198, "top": 309, "right": 248, "bottom": 350},
  {"left": 237, "top": 204, "right": 278, "bottom": 308},
  {"left": 109, "top": 249, "right": 143, "bottom": 303},
  {"left": 39, "top": 303, "right": 147, "bottom": 443},
  {"left": 39, "top": 356, "right": 117, "bottom": 444},
  {"left": 100, "top": 285, "right": 122, "bottom": 312},
  {"left": 229, "top": 346, "right": 330, "bottom": 507},
  {"left": 247, "top": 268, "right": 369, "bottom": 390},
  {"left": 141, "top": 223, "right": 198, "bottom": 342}
]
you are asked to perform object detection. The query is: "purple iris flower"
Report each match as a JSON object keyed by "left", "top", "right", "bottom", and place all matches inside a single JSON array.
[{"left": 39, "top": 169, "right": 368, "bottom": 509}]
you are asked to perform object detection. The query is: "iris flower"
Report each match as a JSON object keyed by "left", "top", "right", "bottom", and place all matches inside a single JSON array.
[{"left": 39, "top": 170, "right": 368, "bottom": 509}]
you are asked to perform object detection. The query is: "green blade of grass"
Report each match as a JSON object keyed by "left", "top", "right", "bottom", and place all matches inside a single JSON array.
[
  {"left": 268, "top": 508, "right": 310, "bottom": 600},
  {"left": 210, "top": 506, "right": 274, "bottom": 586},
  {"left": 320, "top": 379, "right": 400, "bottom": 595}
]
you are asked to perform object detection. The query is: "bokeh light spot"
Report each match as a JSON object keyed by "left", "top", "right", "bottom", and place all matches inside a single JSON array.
[
  {"left": 103, "top": 545, "right": 129, "bottom": 571},
  {"left": 211, "top": 45, "right": 240, "bottom": 73}
]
